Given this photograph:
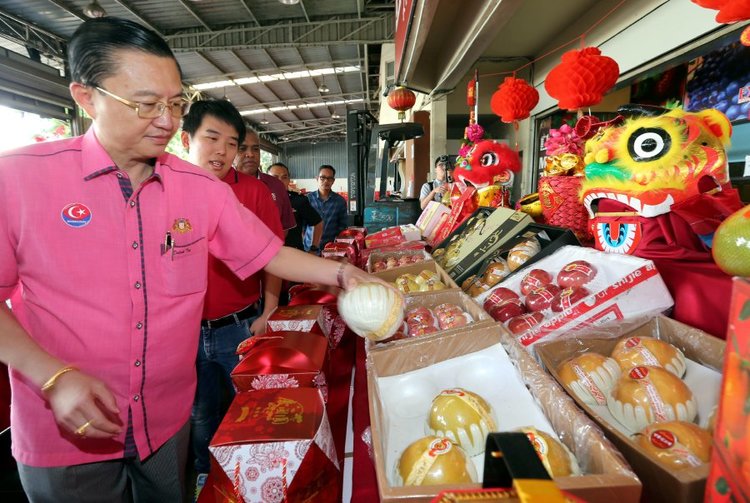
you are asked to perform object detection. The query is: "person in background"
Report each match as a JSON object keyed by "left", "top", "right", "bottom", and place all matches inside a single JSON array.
[
  {"left": 268, "top": 162, "right": 323, "bottom": 253},
  {"left": 0, "top": 17, "right": 375, "bottom": 503},
  {"left": 234, "top": 129, "right": 296, "bottom": 235},
  {"left": 305, "top": 165, "right": 349, "bottom": 253},
  {"left": 419, "top": 155, "right": 453, "bottom": 210},
  {"left": 181, "top": 99, "right": 284, "bottom": 498}
]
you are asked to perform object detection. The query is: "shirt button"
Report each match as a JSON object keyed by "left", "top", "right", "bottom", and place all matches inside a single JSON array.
[
  {"left": 134, "top": 281, "right": 141, "bottom": 289},
  {"left": 132, "top": 241, "right": 139, "bottom": 249},
  {"left": 133, "top": 394, "right": 140, "bottom": 402},
  {"left": 116, "top": 173, "right": 123, "bottom": 179},
  {"left": 136, "top": 322, "right": 143, "bottom": 329},
  {"left": 134, "top": 360, "right": 141, "bottom": 367},
  {"left": 129, "top": 200, "right": 136, "bottom": 207}
]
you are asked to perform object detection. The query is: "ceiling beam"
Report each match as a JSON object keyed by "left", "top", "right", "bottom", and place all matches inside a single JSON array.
[
  {"left": 298, "top": 0, "right": 311, "bottom": 23},
  {"left": 186, "top": 56, "right": 363, "bottom": 85},
  {"left": 261, "top": 116, "right": 340, "bottom": 128},
  {"left": 227, "top": 50, "right": 306, "bottom": 123},
  {"left": 44, "top": 0, "right": 86, "bottom": 22},
  {"left": 237, "top": 0, "right": 260, "bottom": 25},
  {"left": 175, "top": 0, "right": 212, "bottom": 31},
  {"left": 165, "top": 14, "right": 393, "bottom": 52},
  {"left": 0, "top": 8, "right": 67, "bottom": 57},
  {"left": 112, "top": 0, "right": 163, "bottom": 36},
  {"left": 238, "top": 90, "right": 367, "bottom": 110}
]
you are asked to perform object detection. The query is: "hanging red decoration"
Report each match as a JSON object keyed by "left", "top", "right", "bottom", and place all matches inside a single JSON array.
[
  {"left": 387, "top": 86, "right": 416, "bottom": 121},
  {"left": 490, "top": 76, "right": 540, "bottom": 123},
  {"left": 467, "top": 79, "right": 477, "bottom": 107},
  {"left": 691, "top": 0, "right": 750, "bottom": 23},
  {"left": 544, "top": 47, "right": 620, "bottom": 111}
]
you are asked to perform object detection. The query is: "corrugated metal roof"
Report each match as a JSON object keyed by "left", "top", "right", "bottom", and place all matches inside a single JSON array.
[{"left": 0, "top": 0, "right": 392, "bottom": 142}]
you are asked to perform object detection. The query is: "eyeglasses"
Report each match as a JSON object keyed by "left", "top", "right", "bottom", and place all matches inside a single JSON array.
[
  {"left": 319, "top": 175, "right": 335, "bottom": 181},
  {"left": 94, "top": 86, "right": 189, "bottom": 119}
]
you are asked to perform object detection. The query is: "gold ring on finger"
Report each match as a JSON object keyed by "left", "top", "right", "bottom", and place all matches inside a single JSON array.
[{"left": 75, "top": 420, "right": 92, "bottom": 437}]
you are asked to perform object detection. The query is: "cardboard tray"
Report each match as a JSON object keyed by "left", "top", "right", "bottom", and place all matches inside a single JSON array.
[
  {"left": 536, "top": 316, "right": 726, "bottom": 503},
  {"left": 367, "top": 324, "right": 641, "bottom": 503},
  {"left": 372, "top": 260, "right": 460, "bottom": 292},
  {"left": 365, "top": 249, "right": 432, "bottom": 273},
  {"left": 463, "top": 224, "right": 580, "bottom": 292},
  {"left": 365, "top": 289, "right": 495, "bottom": 353}
]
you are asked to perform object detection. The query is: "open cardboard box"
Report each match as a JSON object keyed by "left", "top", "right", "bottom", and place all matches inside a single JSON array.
[
  {"left": 367, "top": 324, "right": 641, "bottom": 503},
  {"left": 536, "top": 315, "right": 725, "bottom": 503},
  {"left": 373, "top": 259, "right": 460, "bottom": 292},
  {"left": 365, "top": 289, "right": 495, "bottom": 353}
]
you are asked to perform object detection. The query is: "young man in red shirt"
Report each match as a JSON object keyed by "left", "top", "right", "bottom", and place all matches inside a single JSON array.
[{"left": 181, "top": 100, "right": 285, "bottom": 495}]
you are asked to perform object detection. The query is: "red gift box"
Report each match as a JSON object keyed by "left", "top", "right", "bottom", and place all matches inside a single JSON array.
[
  {"left": 209, "top": 388, "right": 340, "bottom": 503},
  {"left": 706, "top": 277, "right": 750, "bottom": 503},
  {"left": 359, "top": 240, "right": 427, "bottom": 270},
  {"left": 336, "top": 228, "right": 366, "bottom": 253},
  {"left": 232, "top": 331, "right": 329, "bottom": 401},
  {"left": 266, "top": 304, "right": 348, "bottom": 349},
  {"left": 364, "top": 227, "right": 405, "bottom": 249},
  {"left": 321, "top": 241, "right": 358, "bottom": 264}
]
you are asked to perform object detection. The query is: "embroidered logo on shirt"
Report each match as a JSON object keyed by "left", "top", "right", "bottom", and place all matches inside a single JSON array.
[
  {"left": 172, "top": 218, "right": 193, "bottom": 233},
  {"left": 61, "top": 202, "right": 92, "bottom": 228}
]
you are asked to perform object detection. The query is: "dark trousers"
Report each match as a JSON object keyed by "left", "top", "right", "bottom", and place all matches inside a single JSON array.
[{"left": 17, "top": 421, "right": 190, "bottom": 503}]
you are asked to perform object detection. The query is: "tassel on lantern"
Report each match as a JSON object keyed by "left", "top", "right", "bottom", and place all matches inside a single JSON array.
[
  {"left": 545, "top": 47, "right": 620, "bottom": 111},
  {"left": 490, "top": 76, "right": 540, "bottom": 123}
]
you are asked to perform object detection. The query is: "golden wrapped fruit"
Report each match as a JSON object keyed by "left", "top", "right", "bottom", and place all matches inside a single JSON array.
[
  {"left": 427, "top": 388, "right": 496, "bottom": 456},
  {"left": 558, "top": 352, "right": 621, "bottom": 406},
  {"left": 611, "top": 336, "right": 686, "bottom": 378},
  {"left": 517, "top": 427, "right": 580, "bottom": 478},
  {"left": 507, "top": 238, "right": 541, "bottom": 272},
  {"left": 397, "top": 436, "right": 477, "bottom": 486},
  {"left": 636, "top": 421, "right": 711, "bottom": 469}
]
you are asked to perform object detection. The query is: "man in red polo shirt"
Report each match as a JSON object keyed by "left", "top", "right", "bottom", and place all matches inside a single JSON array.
[
  {"left": 0, "top": 17, "right": 374, "bottom": 502},
  {"left": 181, "top": 99, "right": 284, "bottom": 493}
]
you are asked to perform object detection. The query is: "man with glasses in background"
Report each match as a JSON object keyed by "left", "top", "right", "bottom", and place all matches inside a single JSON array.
[
  {"left": 305, "top": 165, "right": 348, "bottom": 253},
  {"left": 0, "top": 17, "right": 374, "bottom": 502},
  {"left": 419, "top": 155, "right": 454, "bottom": 210}
]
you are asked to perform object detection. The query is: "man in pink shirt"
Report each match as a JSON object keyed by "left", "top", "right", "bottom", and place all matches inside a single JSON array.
[{"left": 0, "top": 17, "right": 371, "bottom": 502}]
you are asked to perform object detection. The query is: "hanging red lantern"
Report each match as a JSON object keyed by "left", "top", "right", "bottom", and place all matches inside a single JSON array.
[
  {"left": 387, "top": 86, "right": 416, "bottom": 121},
  {"left": 544, "top": 47, "right": 620, "bottom": 111},
  {"left": 490, "top": 76, "right": 540, "bottom": 123},
  {"left": 691, "top": 0, "right": 750, "bottom": 23},
  {"left": 467, "top": 79, "right": 477, "bottom": 107}
]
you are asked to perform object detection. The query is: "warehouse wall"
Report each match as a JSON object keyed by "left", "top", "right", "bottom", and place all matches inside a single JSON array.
[{"left": 279, "top": 141, "right": 348, "bottom": 193}]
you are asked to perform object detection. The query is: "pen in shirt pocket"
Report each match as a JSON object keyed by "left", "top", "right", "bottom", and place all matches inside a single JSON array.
[{"left": 161, "top": 231, "right": 173, "bottom": 256}]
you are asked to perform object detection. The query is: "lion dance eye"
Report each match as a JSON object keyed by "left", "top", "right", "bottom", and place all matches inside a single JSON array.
[
  {"left": 480, "top": 152, "right": 498, "bottom": 166},
  {"left": 628, "top": 127, "right": 671, "bottom": 162}
]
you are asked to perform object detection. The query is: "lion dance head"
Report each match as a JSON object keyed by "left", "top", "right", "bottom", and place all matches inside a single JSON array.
[{"left": 454, "top": 140, "right": 522, "bottom": 189}]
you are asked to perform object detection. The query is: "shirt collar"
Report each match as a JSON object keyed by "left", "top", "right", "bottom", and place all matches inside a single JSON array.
[
  {"left": 221, "top": 168, "right": 240, "bottom": 185},
  {"left": 81, "top": 127, "right": 164, "bottom": 185}
]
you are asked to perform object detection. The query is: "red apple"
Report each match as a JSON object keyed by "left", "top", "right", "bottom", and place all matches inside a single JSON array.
[
  {"left": 372, "top": 260, "right": 387, "bottom": 272},
  {"left": 407, "top": 323, "right": 439, "bottom": 337},
  {"left": 557, "top": 260, "right": 597, "bottom": 288},
  {"left": 437, "top": 312, "right": 469, "bottom": 330},
  {"left": 507, "top": 312, "right": 545, "bottom": 335},
  {"left": 483, "top": 287, "right": 521, "bottom": 311},
  {"left": 488, "top": 298, "right": 526, "bottom": 322},
  {"left": 525, "top": 284, "right": 561, "bottom": 312},
  {"left": 405, "top": 306, "right": 435, "bottom": 327},
  {"left": 550, "top": 287, "right": 590, "bottom": 312},
  {"left": 434, "top": 303, "right": 463, "bottom": 318},
  {"left": 520, "top": 269, "right": 553, "bottom": 295}
]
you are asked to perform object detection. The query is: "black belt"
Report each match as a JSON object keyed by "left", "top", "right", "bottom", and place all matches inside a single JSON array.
[{"left": 201, "top": 303, "right": 259, "bottom": 329}]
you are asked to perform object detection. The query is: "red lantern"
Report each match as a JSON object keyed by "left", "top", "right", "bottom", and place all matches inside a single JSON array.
[
  {"left": 387, "top": 86, "right": 416, "bottom": 121},
  {"left": 490, "top": 77, "right": 540, "bottom": 123},
  {"left": 544, "top": 47, "right": 619, "bottom": 111},
  {"left": 691, "top": 0, "right": 750, "bottom": 23}
]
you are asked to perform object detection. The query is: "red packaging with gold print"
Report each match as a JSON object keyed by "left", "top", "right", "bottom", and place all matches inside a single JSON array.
[
  {"left": 232, "top": 331, "right": 329, "bottom": 401},
  {"left": 209, "top": 388, "right": 339, "bottom": 503},
  {"left": 266, "top": 304, "right": 348, "bottom": 349}
]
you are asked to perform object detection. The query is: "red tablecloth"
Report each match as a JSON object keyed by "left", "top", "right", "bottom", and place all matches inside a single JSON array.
[{"left": 351, "top": 337, "right": 380, "bottom": 501}]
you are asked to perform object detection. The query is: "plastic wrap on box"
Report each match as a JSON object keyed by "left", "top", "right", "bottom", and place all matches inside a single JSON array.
[
  {"left": 367, "top": 325, "right": 642, "bottom": 503},
  {"left": 536, "top": 315, "right": 725, "bottom": 503},
  {"left": 476, "top": 245, "right": 674, "bottom": 350},
  {"left": 366, "top": 289, "right": 495, "bottom": 352},
  {"left": 366, "top": 249, "right": 432, "bottom": 273}
]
